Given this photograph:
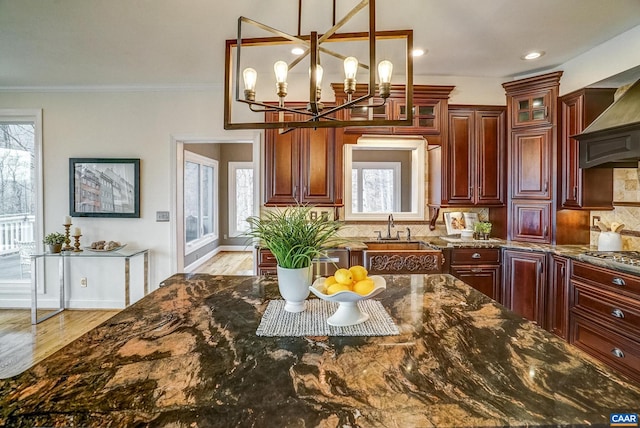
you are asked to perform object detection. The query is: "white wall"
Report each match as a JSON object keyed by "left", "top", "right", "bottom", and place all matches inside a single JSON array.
[{"left": 0, "top": 89, "right": 256, "bottom": 308}]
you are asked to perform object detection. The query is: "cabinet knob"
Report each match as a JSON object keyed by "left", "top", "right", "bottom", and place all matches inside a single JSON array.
[
  {"left": 612, "top": 277, "right": 626, "bottom": 287},
  {"left": 573, "top": 186, "right": 578, "bottom": 199},
  {"left": 471, "top": 253, "right": 481, "bottom": 259},
  {"left": 611, "top": 308, "right": 625, "bottom": 319},
  {"left": 611, "top": 348, "right": 625, "bottom": 359}
]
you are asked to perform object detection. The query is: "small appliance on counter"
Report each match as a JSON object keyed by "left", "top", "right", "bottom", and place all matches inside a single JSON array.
[{"left": 596, "top": 221, "right": 624, "bottom": 251}]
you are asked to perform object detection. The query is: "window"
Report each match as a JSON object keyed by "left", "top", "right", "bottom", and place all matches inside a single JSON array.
[
  {"left": 351, "top": 162, "right": 401, "bottom": 213},
  {"left": 0, "top": 109, "right": 42, "bottom": 286},
  {"left": 228, "top": 162, "right": 254, "bottom": 238},
  {"left": 184, "top": 151, "right": 218, "bottom": 253}
]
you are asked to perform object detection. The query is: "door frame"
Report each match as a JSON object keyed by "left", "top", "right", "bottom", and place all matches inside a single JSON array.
[{"left": 169, "top": 133, "right": 262, "bottom": 273}]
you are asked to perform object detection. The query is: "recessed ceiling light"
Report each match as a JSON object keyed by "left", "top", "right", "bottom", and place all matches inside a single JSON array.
[
  {"left": 522, "top": 51, "right": 545, "bottom": 60},
  {"left": 291, "top": 47, "right": 305, "bottom": 55},
  {"left": 412, "top": 48, "right": 425, "bottom": 57}
]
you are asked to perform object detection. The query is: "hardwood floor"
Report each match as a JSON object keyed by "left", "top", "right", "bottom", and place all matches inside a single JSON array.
[
  {"left": 196, "top": 251, "right": 254, "bottom": 275},
  {"left": 0, "top": 309, "right": 119, "bottom": 379},
  {"left": 0, "top": 252, "right": 255, "bottom": 379}
]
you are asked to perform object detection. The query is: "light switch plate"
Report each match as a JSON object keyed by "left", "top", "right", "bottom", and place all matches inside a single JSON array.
[{"left": 156, "top": 211, "right": 170, "bottom": 222}]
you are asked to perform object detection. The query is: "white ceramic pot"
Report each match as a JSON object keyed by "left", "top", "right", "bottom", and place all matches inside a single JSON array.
[
  {"left": 276, "top": 265, "right": 312, "bottom": 312},
  {"left": 598, "top": 231, "right": 622, "bottom": 251}
]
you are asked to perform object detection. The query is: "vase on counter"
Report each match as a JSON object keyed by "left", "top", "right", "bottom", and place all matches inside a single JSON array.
[{"left": 277, "top": 265, "right": 312, "bottom": 312}]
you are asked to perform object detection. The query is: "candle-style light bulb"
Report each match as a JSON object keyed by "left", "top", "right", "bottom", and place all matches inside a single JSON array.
[
  {"left": 377, "top": 60, "right": 393, "bottom": 98},
  {"left": 274, "top": 60, "right": 288, "bottom": 106},
  {"left": 242, "top": 68, "right": 257, "bottom": 101},
  {"left": 343, "top": 56, "right": 358, "bottom": 99}
]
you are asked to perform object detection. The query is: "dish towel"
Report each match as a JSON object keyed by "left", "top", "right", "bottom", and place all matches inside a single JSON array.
[{"left": 256, "top": 299, "right": 400, "bottom": 337}]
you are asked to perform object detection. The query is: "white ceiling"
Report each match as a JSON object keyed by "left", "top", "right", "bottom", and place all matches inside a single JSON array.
[{"left": 1, "top": 0, "right": 640, "bottom": 88}]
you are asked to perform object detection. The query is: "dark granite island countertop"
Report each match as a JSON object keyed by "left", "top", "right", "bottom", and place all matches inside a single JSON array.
[{"left": 1, "top": 274, "right": 639, "bottom": 427}]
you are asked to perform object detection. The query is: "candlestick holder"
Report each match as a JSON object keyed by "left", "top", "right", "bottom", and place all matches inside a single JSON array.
[
  {"left": 73, "top": 235, "right": 83, "bottom": 252},
  {"left": 63, "top": 224, "right": 73, "bottom": 251}
]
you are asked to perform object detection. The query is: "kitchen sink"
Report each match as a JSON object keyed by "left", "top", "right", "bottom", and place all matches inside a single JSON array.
[
  {"left": 362, "top": 241, "right": 443, "bottom": 274},
  {"left": 363, "top": 241, "right": 432, "bottom": 251}
]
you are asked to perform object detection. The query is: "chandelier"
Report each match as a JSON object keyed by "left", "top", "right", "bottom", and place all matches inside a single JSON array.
[{"left": 223, "top": 0, "right": 414, "bottom": 130}]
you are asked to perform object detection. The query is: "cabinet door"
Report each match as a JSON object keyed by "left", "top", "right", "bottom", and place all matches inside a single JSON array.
[
  {"left": 511, "top": 201, "right": 551, "bottom": 243},
  {"left": 476, "top": 109, "right": 505, "bottom": 205},
  {"left": 300, "top": 127, "right": 336, "bottom": 205},
  {"left": 502, "top": 249, "right": 546, "bottom": 324},
  {"left": 511, "top": 128, "right": 553, "bottom": 199},
  {"left": 547, "top": 255, "right": 569, "bottom": 338},
  {"left": 394, "top": 99, "right": 442, "bottom": 135},
  {"left": 264, "top": 113, "right": 299, "bottom": 205},
  {"left": 559, "top": 89, "right": 615, "bottom": 210},
  {"left": 511, "top": 90, "right": 552, "bottom": 128},
  {"left": 451, "top": 265, "right": 500, "bottom": 300},
  {"left": 445, "top": 110, "right": 474, "bottom": 204}
]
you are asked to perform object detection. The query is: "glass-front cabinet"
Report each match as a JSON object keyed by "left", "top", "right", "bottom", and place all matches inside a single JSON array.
[
  {"left": 393, "top": 99, "right": 441, "bottom": 134},
  {"left": 511, "top": 90, "right": 553, "bottom": 128}
]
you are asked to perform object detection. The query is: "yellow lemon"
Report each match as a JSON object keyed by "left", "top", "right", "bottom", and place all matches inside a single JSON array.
[
  {"left": 324, "top": 276, "right": 337, "bottom": 287},
  {"left": 334, "top": 268, "right": 353, "bottom": 285},
  {"left": 349, "top": 265, "right": 368, "bottom": 282},
  {"left": 353, "top": 278, "right": 375, "bottom": 296},
  {"left": 326, "top": 283, "right": 351, "bottom": 295}
]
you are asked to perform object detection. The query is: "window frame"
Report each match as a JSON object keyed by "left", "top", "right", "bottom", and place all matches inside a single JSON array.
[
  {"left": 184, "top": 150, "right": 218, "bottom": 255},
  {"left": 0, "top": 109, "right": 43, "bottom": 290},
  {"left": 228, "top": 161, "right": 254, "bottom": 238},
  {"left": 351, "top": 161, "right": 401, "bottom": 213}
]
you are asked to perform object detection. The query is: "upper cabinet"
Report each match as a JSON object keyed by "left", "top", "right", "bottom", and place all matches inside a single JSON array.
[
  {"left": 559, "top": 88, "right": 616, "bottom": 210},
  {"left": 444, "top": 106, "right": 506, "bottom": 206},
  {"left": 264, "top": 109, "right": 342, "bottom": 207},
  {"left": 332, "top": 84, "right": 454, "bottom": 143},
  {"left": 511, "top": 90, "right": 554, "bottom": 128}
]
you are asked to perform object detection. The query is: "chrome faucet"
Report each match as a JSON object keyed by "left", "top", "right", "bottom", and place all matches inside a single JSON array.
[{"left": 386, "top": 214, "right": 395, "bottom": 239}]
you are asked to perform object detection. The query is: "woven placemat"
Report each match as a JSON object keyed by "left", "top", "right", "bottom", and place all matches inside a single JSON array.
[{"left": 256, "top": 299, "right": 399, "bottom": 337}]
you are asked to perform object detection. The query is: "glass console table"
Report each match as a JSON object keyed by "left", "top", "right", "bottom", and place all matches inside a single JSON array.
[{"left": 30, "top": 248, "right": 149, "bottom": 324}]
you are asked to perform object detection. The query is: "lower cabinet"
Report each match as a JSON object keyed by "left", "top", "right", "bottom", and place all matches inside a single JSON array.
[
  {"left": 547, "top": 255, "right": 570, "bottom": 339},
  {"left": 570, "top": 261, "right": 640, "bottom": 383},
  {"left": 256, "top": 248, "right": 349, "bottom": 277},
  {"left": 502, "top": 249, "right": 547, "bottom": 325},
  {"left": 448, "top": 248, "right": 501, "bottom": 300}
]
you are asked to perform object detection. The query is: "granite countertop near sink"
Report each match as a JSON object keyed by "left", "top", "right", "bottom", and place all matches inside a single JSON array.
[{"left": 1, "top": 273, "right": 639, "bottom": 427}]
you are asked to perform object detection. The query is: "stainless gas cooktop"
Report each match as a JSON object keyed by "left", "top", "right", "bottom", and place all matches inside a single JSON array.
[{"left": 578, "top": 251, "right": 640, "bottom": 274}]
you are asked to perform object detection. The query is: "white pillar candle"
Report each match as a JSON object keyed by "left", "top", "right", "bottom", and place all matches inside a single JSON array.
[
  {"left": 64, "top": 216, "right": 72, "bottom": 225},
  {"left": 73, "top": 227, "right": 82, "bottom": 236}
]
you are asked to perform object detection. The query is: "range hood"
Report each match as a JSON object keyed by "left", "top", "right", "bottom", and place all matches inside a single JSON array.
[{"left": 577, "top": 79, "right": 640, "bottom": 168}]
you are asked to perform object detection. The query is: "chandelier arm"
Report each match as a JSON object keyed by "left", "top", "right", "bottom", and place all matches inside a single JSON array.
[
  {"left": 317, "top": 0, "right": 369, "bottom": 44},
  {"left": 287, "top": 45, "right": 370, "bottom": 72},
  {"left": 240, "top": 17, "right": 311, "bottom": 47},
  {"left": 313, "top": 94, "right": 374, "bottom": 119}
]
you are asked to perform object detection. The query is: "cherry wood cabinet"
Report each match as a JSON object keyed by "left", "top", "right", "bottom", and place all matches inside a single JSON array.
[
  {"left": 448, "top": 248, "right": 501, "bottom": 300},
  {"left": 510, "top": 127, "right": 553, "bottom": 200},
  {"left": 264, "top": 110, "right": 342, "bottom": 206},
  {"left": 503, "top": 72, "right": 562, "bottom": 244},
  {"left": 502, "top": 249, "right": 547, "bottom": 324},
  {"left": 444, "top": 106, "right": 506, "bottom": 206},
  {"left": 570, "top": 261, "right": 640, "bottom": 383},
  {"left": 547, "top": 255, "right": 570, "bottom": 339},
  {"left": 332, "top": 84, "right": 454, "bottom": 142},
  {"left": 559, "top": 88, "right": 616, "bottom": 210},
  {"left": 510, "top": 201, "right": 552, "bottom": 243}
]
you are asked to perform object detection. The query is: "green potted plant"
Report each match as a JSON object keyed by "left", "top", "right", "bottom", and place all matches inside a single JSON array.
[
  {"left": 245, "top": 205, "right": 343, "bottom": 312},
  {"left": 473, "top": 221, "right": 492, "bottom": 240},
  {"left": 43, "top": 232, "right": 66, "bottom": 253}
]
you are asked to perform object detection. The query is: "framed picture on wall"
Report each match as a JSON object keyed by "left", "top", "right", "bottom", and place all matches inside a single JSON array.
[
  {"left": 69, "top": 158, "right": 140, "bottom": 218},
  {"left": 444, "top": 211, "right": 479, "bottom": 235}
]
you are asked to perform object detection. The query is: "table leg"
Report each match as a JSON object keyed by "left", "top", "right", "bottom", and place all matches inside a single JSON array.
[
  {"left": 144, "top": 251, "right": 149, "bottom": 296},
  {"left": 125, "top": 257, "right": 130, "bottom": 307},
  {"left": 30, "top": 257, "right": 37, "bottom": 325}
]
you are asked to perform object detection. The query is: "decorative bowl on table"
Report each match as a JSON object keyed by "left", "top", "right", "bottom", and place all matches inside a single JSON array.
[{"left": 309, "top": 275, "right": 386, "bottom": 326}]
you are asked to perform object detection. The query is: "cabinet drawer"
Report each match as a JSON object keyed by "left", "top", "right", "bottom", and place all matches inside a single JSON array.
[
  {"left": 571, "top": 315, "right": 640, "bottom": 383},
  {"left": 450, "top": 248, "right": 500, "bottom": 265},
  {"left": 573, "top": 282, "right": 640, "bottom": 335},
  {"left": 258, "top": 249, "right": 278, "bottom": 266},
  {"left": 572, "top": 261, "right": 640, "bottom": 298}
]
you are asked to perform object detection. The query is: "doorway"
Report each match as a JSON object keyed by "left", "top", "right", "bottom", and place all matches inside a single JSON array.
[{"left": 172, "top": 135, "right": 261, "bottom": 273}]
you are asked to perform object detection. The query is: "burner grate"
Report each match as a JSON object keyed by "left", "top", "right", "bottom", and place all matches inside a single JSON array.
[{"left": 581, "top": 251, "right": 640, "bottom": 266}]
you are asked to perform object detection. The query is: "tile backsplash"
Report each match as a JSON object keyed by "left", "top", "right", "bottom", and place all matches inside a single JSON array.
[{"left": 591, "top": 168, "right": 640, "bottom": 250}]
